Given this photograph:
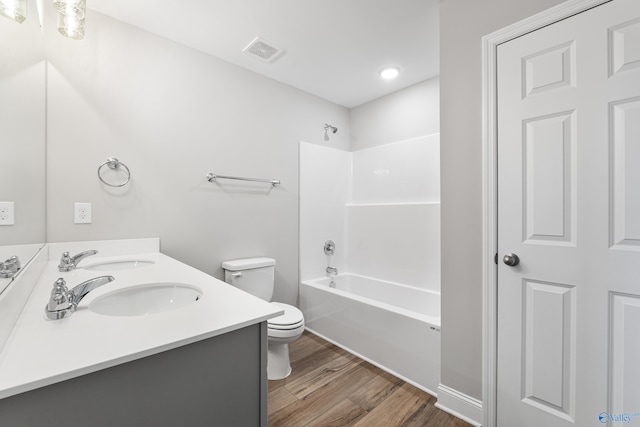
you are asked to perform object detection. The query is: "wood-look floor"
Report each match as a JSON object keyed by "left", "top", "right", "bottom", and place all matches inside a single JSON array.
[{"left": 268, "top": 331, "right": 472, "bottom": 427}]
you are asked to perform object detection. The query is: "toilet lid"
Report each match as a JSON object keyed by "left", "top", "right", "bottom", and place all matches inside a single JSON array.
[{"left": 268, "top": 302, "right": 304, "bottom": 328}]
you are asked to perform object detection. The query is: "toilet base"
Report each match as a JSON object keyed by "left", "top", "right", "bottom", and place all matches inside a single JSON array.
[{"left": 267, "top": 341, "right": 292, "bottom": 380}]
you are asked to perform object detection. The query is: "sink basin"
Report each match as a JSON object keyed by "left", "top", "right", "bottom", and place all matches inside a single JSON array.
[
  {"left": 83, "top": 260, "right": 155, "bottom": 271},
  {"left": 89, "top": 283, "right": 202, "bottom": 317}
]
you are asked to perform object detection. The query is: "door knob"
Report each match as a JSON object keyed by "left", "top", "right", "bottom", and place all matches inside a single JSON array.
[{"left": 503, "top": 253, "right": 520, "bottom": 266}]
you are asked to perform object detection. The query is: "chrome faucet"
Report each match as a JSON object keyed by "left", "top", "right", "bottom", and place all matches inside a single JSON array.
[
  {"left": 326, "top": 266, "right": 338, "bottom": 276},
  {"left": 45, "top": 276, "right": 115, "bottom": 320},
  {"left": 0, "top": 256, "right": 21, "bottom": 278},
  {"left": 58, "top": 250, "right": 98, "bottom": 272}
]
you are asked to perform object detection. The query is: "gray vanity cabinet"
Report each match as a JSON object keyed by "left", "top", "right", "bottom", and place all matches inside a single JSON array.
[{"left": 0, "top": 323, "right": 268, "bottom": 427}]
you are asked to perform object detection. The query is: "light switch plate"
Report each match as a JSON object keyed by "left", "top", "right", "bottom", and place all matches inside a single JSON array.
[
  {"left": 74, "top": 202, "right": 92, "bottom": 224},
  {"left": 0, "top": 202, "right": 15, "bottom": 225}
]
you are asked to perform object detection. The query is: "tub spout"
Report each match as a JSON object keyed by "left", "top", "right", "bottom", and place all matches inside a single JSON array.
[{"left": 326, "top": 266, "right": 338, "bottom": 276}]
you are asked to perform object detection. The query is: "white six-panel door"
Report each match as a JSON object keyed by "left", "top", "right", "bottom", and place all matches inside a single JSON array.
[{"left": 497, "top": 0, "right": 640, "bottom": 425}]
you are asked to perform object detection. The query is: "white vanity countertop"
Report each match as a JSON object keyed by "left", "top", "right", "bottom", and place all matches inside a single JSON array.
[{"left": 0, "top": 246, "right": 282, "bottom": 399}]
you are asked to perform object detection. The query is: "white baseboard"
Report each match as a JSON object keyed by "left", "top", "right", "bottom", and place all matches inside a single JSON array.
[{"left": 435, "top": 383, "right": 483, "bottom": 427}]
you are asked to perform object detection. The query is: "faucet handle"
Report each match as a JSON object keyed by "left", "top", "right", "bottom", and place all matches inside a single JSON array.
[
  {"left": 59, "top": 252, "right": 73, "bottom": 271},
  {"left": 48, "top": 278, "right": 72, "bottom": 311},
  {"left": 51, "top": 278, "right": 69, "bottom": 299},
  {"left": 324, "top": 240, "right": 335, "bottom": 256},
  {"left": 45, "top": 278, "right": 77, "bottom": 320},
  {"left": 52, "top": 278, "right": 68, "bottom": 291}
]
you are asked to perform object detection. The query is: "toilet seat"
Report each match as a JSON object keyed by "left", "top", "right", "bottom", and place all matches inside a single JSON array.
[{"left": 268, "top": 302, "right": 304, "bottom": 331}]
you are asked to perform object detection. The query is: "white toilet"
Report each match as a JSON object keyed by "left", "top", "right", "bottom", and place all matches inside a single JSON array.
[{"left": 222, "top": 257, "right": 305, "bottom": 380}]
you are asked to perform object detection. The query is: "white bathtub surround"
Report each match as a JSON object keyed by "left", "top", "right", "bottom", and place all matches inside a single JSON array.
[
  {"left": 299, "top": 142, "right": 351, "bottom": 282},
  {"left": 300, "top": 274, "right": 440, "bottom": 395},
  {"left": 346, "top": 134, "right": 441, "bottom": 290},
  {"left": 346, "top": 203, "right": 440, "bottom": 291},
  {"left": 300, "top": 134, "right": 440, "bottom": 287},
  {"left": 350, "top": 134, "right": 440, "bottom": 204},
  {"left": 0, "top": 239, "right": 282, "bottom": 399}
]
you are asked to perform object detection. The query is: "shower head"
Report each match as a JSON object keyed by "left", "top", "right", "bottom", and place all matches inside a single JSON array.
[{"left": 324, "top": 124, "right": 338, "bottom": 141}]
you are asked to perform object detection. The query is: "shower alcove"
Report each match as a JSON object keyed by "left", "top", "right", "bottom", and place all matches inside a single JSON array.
[{"left": 299, "top": 133, "right": 441, "bottom": 393}]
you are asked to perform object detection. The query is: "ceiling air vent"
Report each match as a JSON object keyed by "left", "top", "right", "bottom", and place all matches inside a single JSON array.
[{"left": 242, "top": 37, "right": 284, "bottom": 63}]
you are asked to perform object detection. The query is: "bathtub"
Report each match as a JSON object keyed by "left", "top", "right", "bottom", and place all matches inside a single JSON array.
[{"left": 299, "top": 273, "right": 440, "bottom": 395}]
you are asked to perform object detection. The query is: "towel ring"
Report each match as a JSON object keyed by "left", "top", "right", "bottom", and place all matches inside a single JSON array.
[{"left": 98, "top": 158, "right": 131, "bottom": 187}]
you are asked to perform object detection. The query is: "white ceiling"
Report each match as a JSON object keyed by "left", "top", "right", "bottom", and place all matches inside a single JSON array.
[{"left": 87, "top": 0, "right": 440, "bottom": 108}]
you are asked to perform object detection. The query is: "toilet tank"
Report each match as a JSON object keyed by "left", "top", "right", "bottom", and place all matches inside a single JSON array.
[{"left": 221, "top": 257, "right": 275, "bottom": 302}]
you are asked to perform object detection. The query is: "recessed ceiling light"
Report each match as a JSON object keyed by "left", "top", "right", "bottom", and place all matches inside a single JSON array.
[{"left": 379, "top": 66, "right": 400, "bottom": 80}]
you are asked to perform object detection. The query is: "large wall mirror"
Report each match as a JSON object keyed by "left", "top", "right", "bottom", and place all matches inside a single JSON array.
[{"left": 0, "top": 0, "right": 46, "bottom": 292}]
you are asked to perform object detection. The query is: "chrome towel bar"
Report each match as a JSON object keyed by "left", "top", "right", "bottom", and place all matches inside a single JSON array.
[{"left": 206, "top": 172, "right": 280, "bottom": 187}]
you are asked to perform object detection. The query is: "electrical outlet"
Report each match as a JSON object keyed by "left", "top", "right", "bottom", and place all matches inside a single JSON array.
[
  {"left": 0, "top": 202, "right": 15, "bottom": 225},
  {"left": 74, "top": 202, "right": 92, "bottom": 224}
]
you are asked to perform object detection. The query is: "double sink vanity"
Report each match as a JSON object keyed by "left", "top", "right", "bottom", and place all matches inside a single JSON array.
[{"left": 0, "top": 238, "right": 282, "bottom": 427}]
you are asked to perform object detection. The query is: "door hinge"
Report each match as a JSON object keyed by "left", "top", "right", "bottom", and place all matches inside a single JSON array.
[{"left": 494, "top": 253, "right": 498, "bottom": 265}]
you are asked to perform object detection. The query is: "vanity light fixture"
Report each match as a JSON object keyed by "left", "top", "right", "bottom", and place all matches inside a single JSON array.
[
  {"left": 0, "top": 0, "right": 27, "bottom": 23},
  {"left": 53, "top": 0, "right": 85, "bottom": 16},
  {"left": 57, "top": 11, "right": 85, "bottom": 39},
  {"left": 379, "top": 66, "right": 400, "bottom": 80},
  {"left": 53, "top": 0, "right": 86, "bottom": 40}
]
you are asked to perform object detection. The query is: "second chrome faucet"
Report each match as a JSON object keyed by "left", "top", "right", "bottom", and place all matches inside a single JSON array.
[
  {"left": 48, "top": 249, "right": 112, "bottom": 319},
  {"left": 58, "top": 250, "right": 98, "bottom": 272}
]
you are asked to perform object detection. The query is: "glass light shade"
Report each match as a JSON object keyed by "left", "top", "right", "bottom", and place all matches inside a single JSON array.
[
  {"left": 53, "top": 0, "right": 85, "bottom": 18},
  {"left": 0, "top": 0, "right": 28, "bottom": 23},
  {"left": 57, "top": 11, "right": 85, "bottom": 40}
]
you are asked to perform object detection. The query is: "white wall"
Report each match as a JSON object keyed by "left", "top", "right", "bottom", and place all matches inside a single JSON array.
[
  {"left": 350, "top": 77, "right": 439, "bottom": 151},
  {"left": 440, "top": 0, "right": 566, "bottom": 402},
  {"left": 0, "top": 4, "right": 46, "bottom": 246},
  {"left": 44, "top": 9, "right": 350, "bottom": 305}
]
